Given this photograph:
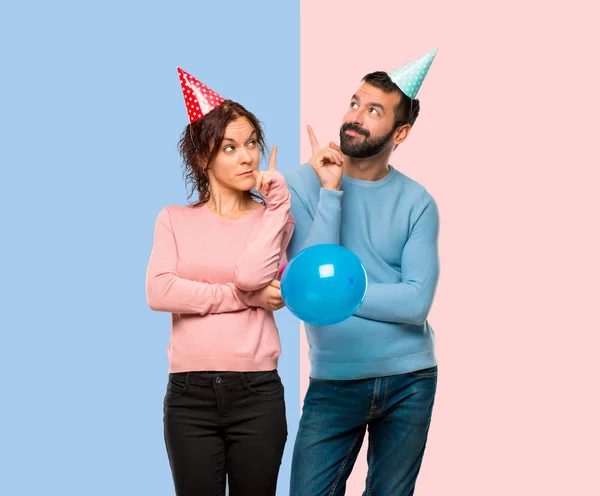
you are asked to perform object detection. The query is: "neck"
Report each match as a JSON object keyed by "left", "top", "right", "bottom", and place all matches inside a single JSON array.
[
  {"left": 343, "top": 144, "right": 394, "bottom": 181},
  {"left": 206, "top": 180, "right": 253, "bottom": 215}
]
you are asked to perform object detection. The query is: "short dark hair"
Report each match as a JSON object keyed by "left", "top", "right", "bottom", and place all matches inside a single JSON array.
[{"left": 361, "top": 71, "right": 420, "bottom": 127}]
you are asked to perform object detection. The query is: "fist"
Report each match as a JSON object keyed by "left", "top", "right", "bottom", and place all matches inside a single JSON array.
[{"left": 265, "top": 278, "right": 284, "bottom": 311}]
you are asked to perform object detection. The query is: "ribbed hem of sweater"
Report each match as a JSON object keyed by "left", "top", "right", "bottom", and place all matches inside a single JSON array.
[
  {"left": 308, "top": 349, "right": 436, "bottom": 380},
  {"left": 168, "top": 355, "right": 279, "bottom": 373}
]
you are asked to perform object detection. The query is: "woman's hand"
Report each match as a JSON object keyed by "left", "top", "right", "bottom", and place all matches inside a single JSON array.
[
  {"left": 265, "top": 278, "right": 284, "bottom": 311},
  {"left": 253, "top": 145, "right": 279, "bottom": 197}
]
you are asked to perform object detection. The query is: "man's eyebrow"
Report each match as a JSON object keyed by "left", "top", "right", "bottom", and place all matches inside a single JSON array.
[
  {"left": 368, "top": 102, "right": 385, "bottom": 112},
  {"left": 351, "top": 94, "right": 386, "bottom": 113}
]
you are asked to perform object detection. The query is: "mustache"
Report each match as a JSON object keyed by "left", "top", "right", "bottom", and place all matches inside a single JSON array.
[{"left": 341, "top": 122, "right": 370, "bottom": 138}]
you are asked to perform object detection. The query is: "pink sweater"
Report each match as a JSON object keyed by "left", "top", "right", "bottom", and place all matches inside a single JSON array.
[{"left": 146, "top": 171, "right": 294, "bottom": 373}]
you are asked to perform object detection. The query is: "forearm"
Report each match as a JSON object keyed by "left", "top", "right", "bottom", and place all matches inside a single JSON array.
[
  {"left": 234, "top": 174, "right": 295, "bottom": 290},
  {"left": 355, "top": 195, "right": 440, "bottom": 325},
  {"left": 304, "top": 188, "right": 343, "bottom": 247},
  {"left": 354, "top": 279, "right": 438, "bottom": 325},
  {"left": 234, "top": 207, "right": 294, "bottom": 291},
  {"left": 146, "top": 273, "right": 262, "bottom": 315},
  {"left": 146, "top": 207, "right": 268, "bottom": 315},
  {"left": 287, "top": 187, "right": 343, "bottom": 259}
]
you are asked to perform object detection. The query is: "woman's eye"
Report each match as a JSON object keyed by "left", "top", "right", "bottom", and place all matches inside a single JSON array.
[
  {"left": 223, "top": 146, "right": 234, "bottom": 152},
  {"left": 247, "top": 140, "right": 257, "bottom": 147}
]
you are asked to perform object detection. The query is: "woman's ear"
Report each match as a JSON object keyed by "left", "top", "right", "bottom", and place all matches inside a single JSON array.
[{"left": 196, "top": 151, "right": 209, "bottom": 170}]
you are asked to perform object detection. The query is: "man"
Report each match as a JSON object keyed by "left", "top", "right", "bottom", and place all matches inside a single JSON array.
[{"left": 285, "top": 49, "right": 440, "bottom": 495}]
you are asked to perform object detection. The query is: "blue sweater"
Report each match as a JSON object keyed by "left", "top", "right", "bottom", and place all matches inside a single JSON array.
[{"left": 285, "top": 164, "right": 440, "bottom": 380}]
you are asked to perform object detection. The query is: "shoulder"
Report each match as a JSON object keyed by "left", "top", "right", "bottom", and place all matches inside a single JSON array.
[
  {"left": 391, "top": 168, "right": 436, "bottom": 206},
  {"left": 284, "top": 164, "right": 323, "bottom": 210},
  {"left": 388, "top": 170, "right": 438, "bottom": 228},
  {"left": 285, "top": 163, "right": 320, "bottom": 192},
  {"left": 154, "top": 204, "right": 200, "bottom": 226}
]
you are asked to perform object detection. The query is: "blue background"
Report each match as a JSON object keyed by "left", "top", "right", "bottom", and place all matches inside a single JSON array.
[{"left": 0, "top": 1, "right": 300, "bottom": 494}]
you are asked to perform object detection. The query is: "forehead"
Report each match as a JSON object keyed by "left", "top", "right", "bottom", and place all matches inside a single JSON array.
[
  {"left": 224, "top": 117, "right": 255, "bottom": 139},
  {"left": 352, "top": 82, "right": 401, "bottom": 109}
]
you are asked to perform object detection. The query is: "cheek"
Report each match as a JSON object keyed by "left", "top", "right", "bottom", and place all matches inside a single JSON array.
[
  {"left": 210, "top": 157, "right": 236, "bottom": 181},
  {"left": 368, "top": 119, "right": 389, "bottom": 137}
]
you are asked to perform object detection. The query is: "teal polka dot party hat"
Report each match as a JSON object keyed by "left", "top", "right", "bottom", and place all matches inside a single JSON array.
[{"left": 387, "top": 49, "right": 438, "bottom": 99}]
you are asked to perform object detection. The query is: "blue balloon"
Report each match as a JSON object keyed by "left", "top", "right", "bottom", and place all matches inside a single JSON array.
[{"left": 280, "top": 244, "right": 368, "bottom": 326}]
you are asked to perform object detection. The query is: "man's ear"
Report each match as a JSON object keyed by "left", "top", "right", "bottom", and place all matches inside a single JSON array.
[{"left": 393, "top": 124, "right": 412, "bottom": 146}]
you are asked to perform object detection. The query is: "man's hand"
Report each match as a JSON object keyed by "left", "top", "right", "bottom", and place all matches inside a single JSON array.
[
  {"left": 307, "top": 125, "right": 344, "bottom": 191},
  {"left": 265, "top": 278, "right": 285, "bottom": 311}
]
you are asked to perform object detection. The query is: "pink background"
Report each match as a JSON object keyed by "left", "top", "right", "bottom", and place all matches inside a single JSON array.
[{"left": 300, "top": 0, "right": 600, "bottom": 494}]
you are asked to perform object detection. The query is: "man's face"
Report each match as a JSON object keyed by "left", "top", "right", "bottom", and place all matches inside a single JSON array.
[{"left": 339, "top": 83, "right": 402, "bottom": 158}]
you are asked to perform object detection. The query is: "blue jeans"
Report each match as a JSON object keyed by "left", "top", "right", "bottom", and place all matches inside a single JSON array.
[{"left": 290, "top": 366, "right": 437, "bottom": 496}]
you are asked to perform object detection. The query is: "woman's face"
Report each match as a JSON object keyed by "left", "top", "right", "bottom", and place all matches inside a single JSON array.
[{"left": 206, "top": 117, "right": 260, "bottom": 192}]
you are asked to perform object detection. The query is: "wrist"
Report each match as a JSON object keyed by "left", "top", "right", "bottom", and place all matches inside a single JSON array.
[
  {"left": 265, "top": 172, "right": 288, "bottom": 204},
  {"left": 244, "top": 287, "right": 268, "bottom": 308}
]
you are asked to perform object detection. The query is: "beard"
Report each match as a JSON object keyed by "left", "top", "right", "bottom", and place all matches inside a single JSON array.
[{"left": 339, "top": 122, "right": 395, "bottom": 159}]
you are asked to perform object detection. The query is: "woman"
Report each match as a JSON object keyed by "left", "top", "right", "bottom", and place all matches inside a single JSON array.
[{"left": 146, "top": 68, "right": 294, "bottom": 496}]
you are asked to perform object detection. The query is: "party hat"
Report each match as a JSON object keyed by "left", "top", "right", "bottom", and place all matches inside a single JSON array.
[
  {"left": 177, "top": 67, "right": 225, "bottom": 123},
  {"left": 387, "top": 49, "right": 438, "bottom": 99}
]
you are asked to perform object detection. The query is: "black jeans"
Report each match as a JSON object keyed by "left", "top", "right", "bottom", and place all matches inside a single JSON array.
[{"left": 163, "top": 370, "right": 287, "bottom": 496}]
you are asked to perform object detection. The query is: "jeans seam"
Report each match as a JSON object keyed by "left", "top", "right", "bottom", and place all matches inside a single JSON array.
[
  {"left": 370, "top": 378, "right": 389, "bottom": 416},
  {"left": 329, "top": 433, "right": 362, "bottom": 496},
  {"left": 375, "top": 378, "right": 389, "bottom": 415},
  {"left": 216, "top": 441, "right": 226, "bottom": 496},
  {"left": 366, "top": 435, "right": 374, "bottom": 496},
  {"left": 211, "top": 381, "right": 226, "bottom": 416},
  {"left": 369, "top": 379, "right": 377, "bottom": 413}
]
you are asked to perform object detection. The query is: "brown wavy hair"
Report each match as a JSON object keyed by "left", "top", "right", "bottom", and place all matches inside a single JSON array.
[{"left": 178, "top": 100, "right": 267, "bottom": 207}]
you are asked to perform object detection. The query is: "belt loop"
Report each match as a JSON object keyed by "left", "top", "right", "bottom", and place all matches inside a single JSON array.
[
  {"left": 185, "top": 372, "right": 191, "bottom": 388},
  {"left": 238, "top": 372, "right": 247, "bottom": 388}
]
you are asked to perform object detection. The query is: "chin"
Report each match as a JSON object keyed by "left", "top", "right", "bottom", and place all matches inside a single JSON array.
[{"left": 236, "top": 176, "right": 256, "bottom": 190}]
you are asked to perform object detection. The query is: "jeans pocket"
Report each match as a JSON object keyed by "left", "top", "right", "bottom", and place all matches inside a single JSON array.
[
  {"left": 408, "top": 366, "right": 438, "bottom": 379},
  {"left": 164, "top": 373, "right": 188, "bottom": 399},
  {"left": 242, "top": 370, "right": 284, "bottom": 396}
]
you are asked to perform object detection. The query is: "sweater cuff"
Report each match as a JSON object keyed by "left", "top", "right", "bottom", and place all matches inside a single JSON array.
[
  {"left": 244, "top": 286, "right": 268, "bottom": 309},
  {"left": 265, "top": 171, "right": 289, "bottom": 208},
  {"left": 320, "top": 187, "right": 343, "bottom": 205}
]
